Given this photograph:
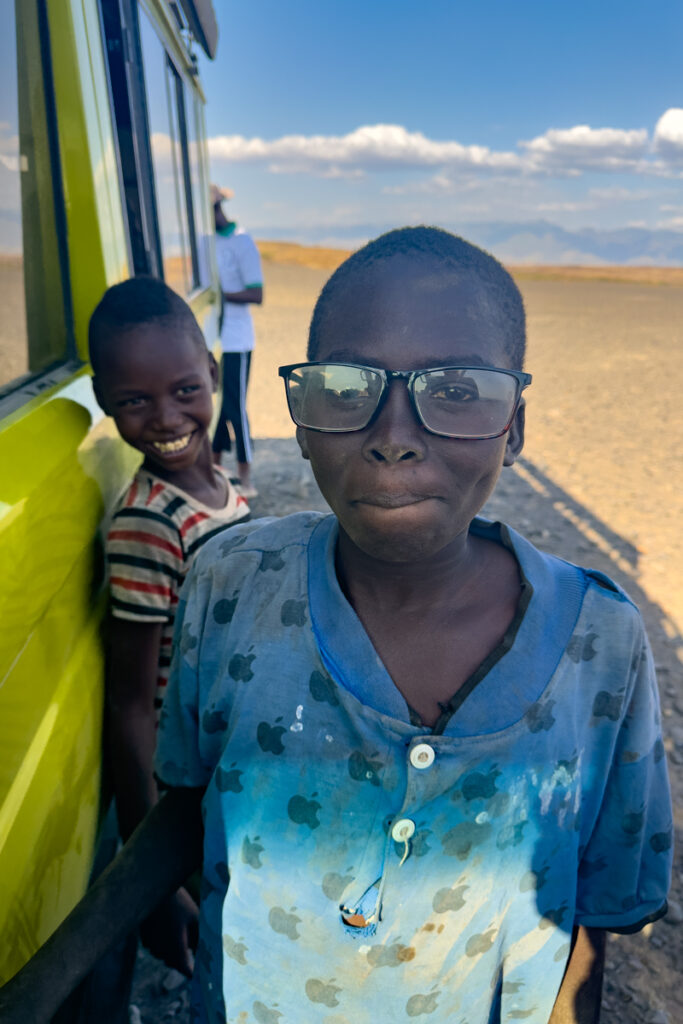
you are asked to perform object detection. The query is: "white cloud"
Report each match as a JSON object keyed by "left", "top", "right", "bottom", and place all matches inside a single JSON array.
[
  {"left": 208, "top": 124, "right": 523, "bottom": 176},
  {"left": 206, "top": 119, "right": 681, "bottom": 180},
  {"left": 519, "top": 125, "right": 648, "bottom": 172},
  {"left": 535, "top": 200, "right": 597, "bottom": 213},
  {"left": 382, "top": 174, "right": 492, "bottom": 196},
  {"left": 206, "top": 121, "right": 671, "bottom": 180},
  {"left": 587, "top": 186, "right": 653, "bottom": 201},
  {"left": 653, "top": 108, "right": 683, "bottom": 161},
  {"left": 144, "top": 116, "right": 669, "bottom": 249},
  {"left": 656, "top": 215, "right": 683, "bottom": 231},
  {"left": 150, "top": 131, "right": 173, "bottom": 160},
  {"left": 201, "top": 111, "right": 683, "bottom": 185}
]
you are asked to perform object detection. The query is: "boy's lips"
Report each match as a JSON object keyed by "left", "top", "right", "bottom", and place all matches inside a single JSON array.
[
  {"left": 149, "top": 432, "right": 195, "bottom": 454},
  {"left": 353, "top": 492, "right": 437, "bottom": 509}
]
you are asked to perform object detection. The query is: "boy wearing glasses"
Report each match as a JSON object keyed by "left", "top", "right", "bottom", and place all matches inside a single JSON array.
[{"left": 1, "top": 228, "right": 671, "bottom": 1024}]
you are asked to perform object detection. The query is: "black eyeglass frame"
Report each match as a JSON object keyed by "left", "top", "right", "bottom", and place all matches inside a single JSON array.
[{"left": 278, "top": 361, "right": 532, "bottom": 440}]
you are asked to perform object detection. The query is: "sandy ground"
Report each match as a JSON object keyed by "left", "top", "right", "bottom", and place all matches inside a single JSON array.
[{"left": 132, "top": 255, "right": 682, "bottom": 1023}]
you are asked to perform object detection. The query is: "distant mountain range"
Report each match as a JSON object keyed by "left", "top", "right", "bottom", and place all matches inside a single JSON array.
[{"left": 260, "top": 220, "right": 683, "bottom": 265}]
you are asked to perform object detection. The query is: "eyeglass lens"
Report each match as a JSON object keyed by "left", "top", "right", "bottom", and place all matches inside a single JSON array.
[
  {"left": 286, "top": 364, "right": 519, "bottom": 438},
  {"left": 413, "top": 367, "right": 518, "bottom": 437}
]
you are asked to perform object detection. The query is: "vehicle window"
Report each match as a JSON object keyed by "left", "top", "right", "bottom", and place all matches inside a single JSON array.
[
  {"left": 138, "top": 8, "right": 193, "bottom": 295},
  {"left": 0, "top": 1, "right": 69, "bottom": 394},
  {"left": 186, "top": 92, "right": 211, "bottom": 289}
]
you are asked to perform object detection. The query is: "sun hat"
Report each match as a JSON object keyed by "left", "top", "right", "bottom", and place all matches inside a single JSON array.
[{"left": 210, "top": 183, "right": 234, "bottom": 206}]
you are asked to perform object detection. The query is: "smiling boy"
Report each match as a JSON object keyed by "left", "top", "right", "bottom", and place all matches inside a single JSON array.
[
  {"left": 0, "top": 230, "right": 672, "bottom": 1024},
  {"left": 91, "top": 277, "right": 249, "bottom": 967}
]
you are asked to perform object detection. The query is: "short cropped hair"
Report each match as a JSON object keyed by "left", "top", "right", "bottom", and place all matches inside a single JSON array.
[
  {"left": 308, "top": 226, "right": 526, "bottom": 369},
  {"left": 88, "top": 276, "right": 205, "bottom": 374}
]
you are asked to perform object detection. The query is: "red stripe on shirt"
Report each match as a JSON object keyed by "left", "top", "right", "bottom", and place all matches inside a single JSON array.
[
  {"left": 147, "top": 481, "right": 166, "bottom": 505},
  {"left": 179, "top": 511, "right": 210, "bottom": 536},
  {"left": 125, "top": 480, "right": 139, "bottom": 507},
  {"left": 110, "top": 576, "right": 174, "bottom": 599},
  {"left": 108, "top": 529, "right": 183, "bottom": 561}
]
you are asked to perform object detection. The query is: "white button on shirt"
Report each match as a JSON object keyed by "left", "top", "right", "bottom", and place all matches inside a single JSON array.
[
  {"left": 391, "top": 818, "right": 416, "bottom": 842},
  {"left": 410, "top": 743, "right": 435, "bottom": 769}
]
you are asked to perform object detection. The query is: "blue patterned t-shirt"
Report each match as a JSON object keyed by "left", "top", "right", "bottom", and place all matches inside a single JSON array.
[{"left": 156, "top": 513, "right": 672, "bottom": 1024}]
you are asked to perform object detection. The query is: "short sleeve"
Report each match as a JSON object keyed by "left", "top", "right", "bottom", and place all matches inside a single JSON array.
[
  {"left": 154, "top": 563, "right": 213, "bottom": 788},
  {"left": 106, "top": 508, "right": 184, "bottom": 623},
  {"left": 237, "top": 234, "right": 262, "bottom": 288},
  {"left": 576, "top": 634, "right": 673, "bottom": 931}
]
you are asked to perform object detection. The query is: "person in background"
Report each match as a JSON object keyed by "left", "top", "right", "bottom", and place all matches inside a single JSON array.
[{"left": 211, "top": 183, "right": 263, "bottom": 499}]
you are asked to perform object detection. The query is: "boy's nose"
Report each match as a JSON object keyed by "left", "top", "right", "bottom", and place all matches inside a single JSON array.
[
  {"left": 150, "top": 397, "right": 185, "bottom": 430},
  {"left": 362, "top": 379, "right": 426, "bottom": 464}
]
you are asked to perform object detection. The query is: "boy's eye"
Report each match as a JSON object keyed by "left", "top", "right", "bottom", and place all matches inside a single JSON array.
[
  {"left": 177, "top": 384, "right": 201, "bottom": 397},
  {"left": 429, "top": 383, "right": 479, "bottom": 403},
  {"left": 117, "top": 396, "right": 148, "bottom": 408}
]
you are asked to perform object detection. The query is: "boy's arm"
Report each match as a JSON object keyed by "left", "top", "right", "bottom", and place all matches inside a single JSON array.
[
  {"left": 223, "top": 284, "right": 263, "bottom": 304},
  {"left": 549, "top": 926, "right": 606, "bottom": 1024},
  {"left": 107, "top": 616, "right": 199, "bottom": 966},
  {"left": 107, "top": 616, "right": 162, "bottom": 840},
  {"left": 0, "top": 787, "right": 204, "bottom": 1024}
]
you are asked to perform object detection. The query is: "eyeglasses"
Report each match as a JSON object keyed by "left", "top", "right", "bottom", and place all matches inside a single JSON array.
[{"left": 279, "top": 362, "right": 532, "bottom": 440}]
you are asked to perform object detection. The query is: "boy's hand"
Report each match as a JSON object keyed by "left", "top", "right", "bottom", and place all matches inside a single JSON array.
[{"left": 140, "top": 887, "right": 199, "bottom": 976}]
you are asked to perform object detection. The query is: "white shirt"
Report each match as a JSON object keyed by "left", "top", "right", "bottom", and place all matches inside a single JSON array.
[{"left": 215, "top": 225, "right": 262, "bottom": 353}]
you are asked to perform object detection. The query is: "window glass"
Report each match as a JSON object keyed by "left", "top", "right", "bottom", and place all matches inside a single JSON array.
[
  {"left": 187, "top": 92, "right": 211, "bottom": 289},
  {"left": 0, "top": 1, "right": 68, "bottom": 394},
  {"left": 0, "top": 11, "right": 27, "bottom": 389},
  {"left": 138, "top": 8, "right": 191, "bottom": 295}
]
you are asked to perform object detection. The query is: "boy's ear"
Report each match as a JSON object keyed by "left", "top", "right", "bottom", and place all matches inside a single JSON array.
[
  {"left": 503, "top": 399, "right": 525, "bottom": 467},
  {"left": 208, "top": 352, "right": 219, "bottom": 392},
  {"left": 92, "top": 375, "right": 110, "bottom": 416},
  {"left": 295, "top": 426, "right": 310, "bottom": 461}
]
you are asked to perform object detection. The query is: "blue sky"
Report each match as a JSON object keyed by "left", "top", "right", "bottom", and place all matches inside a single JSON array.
[{"left": 195, "top": 0, "right": 683, "bottom": 259}]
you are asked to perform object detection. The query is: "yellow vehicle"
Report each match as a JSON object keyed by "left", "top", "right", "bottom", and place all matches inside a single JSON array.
[{"left": 0, "top": 0, "right": 218, "bottom": 980}]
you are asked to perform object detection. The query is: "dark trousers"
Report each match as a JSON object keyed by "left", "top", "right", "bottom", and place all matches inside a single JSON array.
[{"left": 212, "top": 351, "right": 253, "bottom": 464}]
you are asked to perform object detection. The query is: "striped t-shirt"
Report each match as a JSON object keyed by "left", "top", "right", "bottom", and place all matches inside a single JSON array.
[{"left": 106, "top": 467, "right": 250, "bottom": 714}]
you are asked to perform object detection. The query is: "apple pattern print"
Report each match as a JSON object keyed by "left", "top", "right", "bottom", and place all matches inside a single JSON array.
[
  {"left": 241, "top": 835, "right": 264, "bottom": 869},
  {"left": 215, "top": 763, "right": 244, "bottom": 793},
  {"left": 202, "top": 708, "right": 228, "bottom": 734},
  {"left": 259, "top": 550, "right": 286, "bottom": 573},
  {"left": 288, "top": 793, "right": 322, "bottom": 829},
  {"left": 281, "top": 598, "right": 307, "bottom": 626},
  {"left": 567, "top": 626, "right": 599, "bottom": 662},
  {"left": 367, "top": 941, "right": 416, "bottom": 967},
  {"left": 406, "top": 988, "right": 440, "bottom": 1016},
  {"left": 268, "top": 906, "right": 302, "bottom": 940},
  {"left": 592, "top": 689, "right": 624, "bottom": 721},
  {"left": 222, "top": 934, "right": 248, "bottom": 965},
  {"left": 253, "top": 1000, "right": 283, "bottom": 1024},
  {"left": 348, "top": 750, "right": 383, "bottom": 786},
  {"left": 322, "top": 870, "right": 355, "bottom": 901},
  {"left": 432, "top": 884, "right": 469, "bottom": 914},
  {"left": 229, "top": 647, "right": 256, "bottom": 682},
  {"left": 257, "top": 718, "right": 287, "bottom": 754},
  {"left": 309, "top": 669, "right": 340, "bottom": 706},
  {"left": 525, "top": 699, "right": 556, "bottom": 732},
  {"left": 213, "top": 592, "right": 239, "bottom": 624},
  {"left": 305, "top": 978, "right": 342, "bottom": 1007}
]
